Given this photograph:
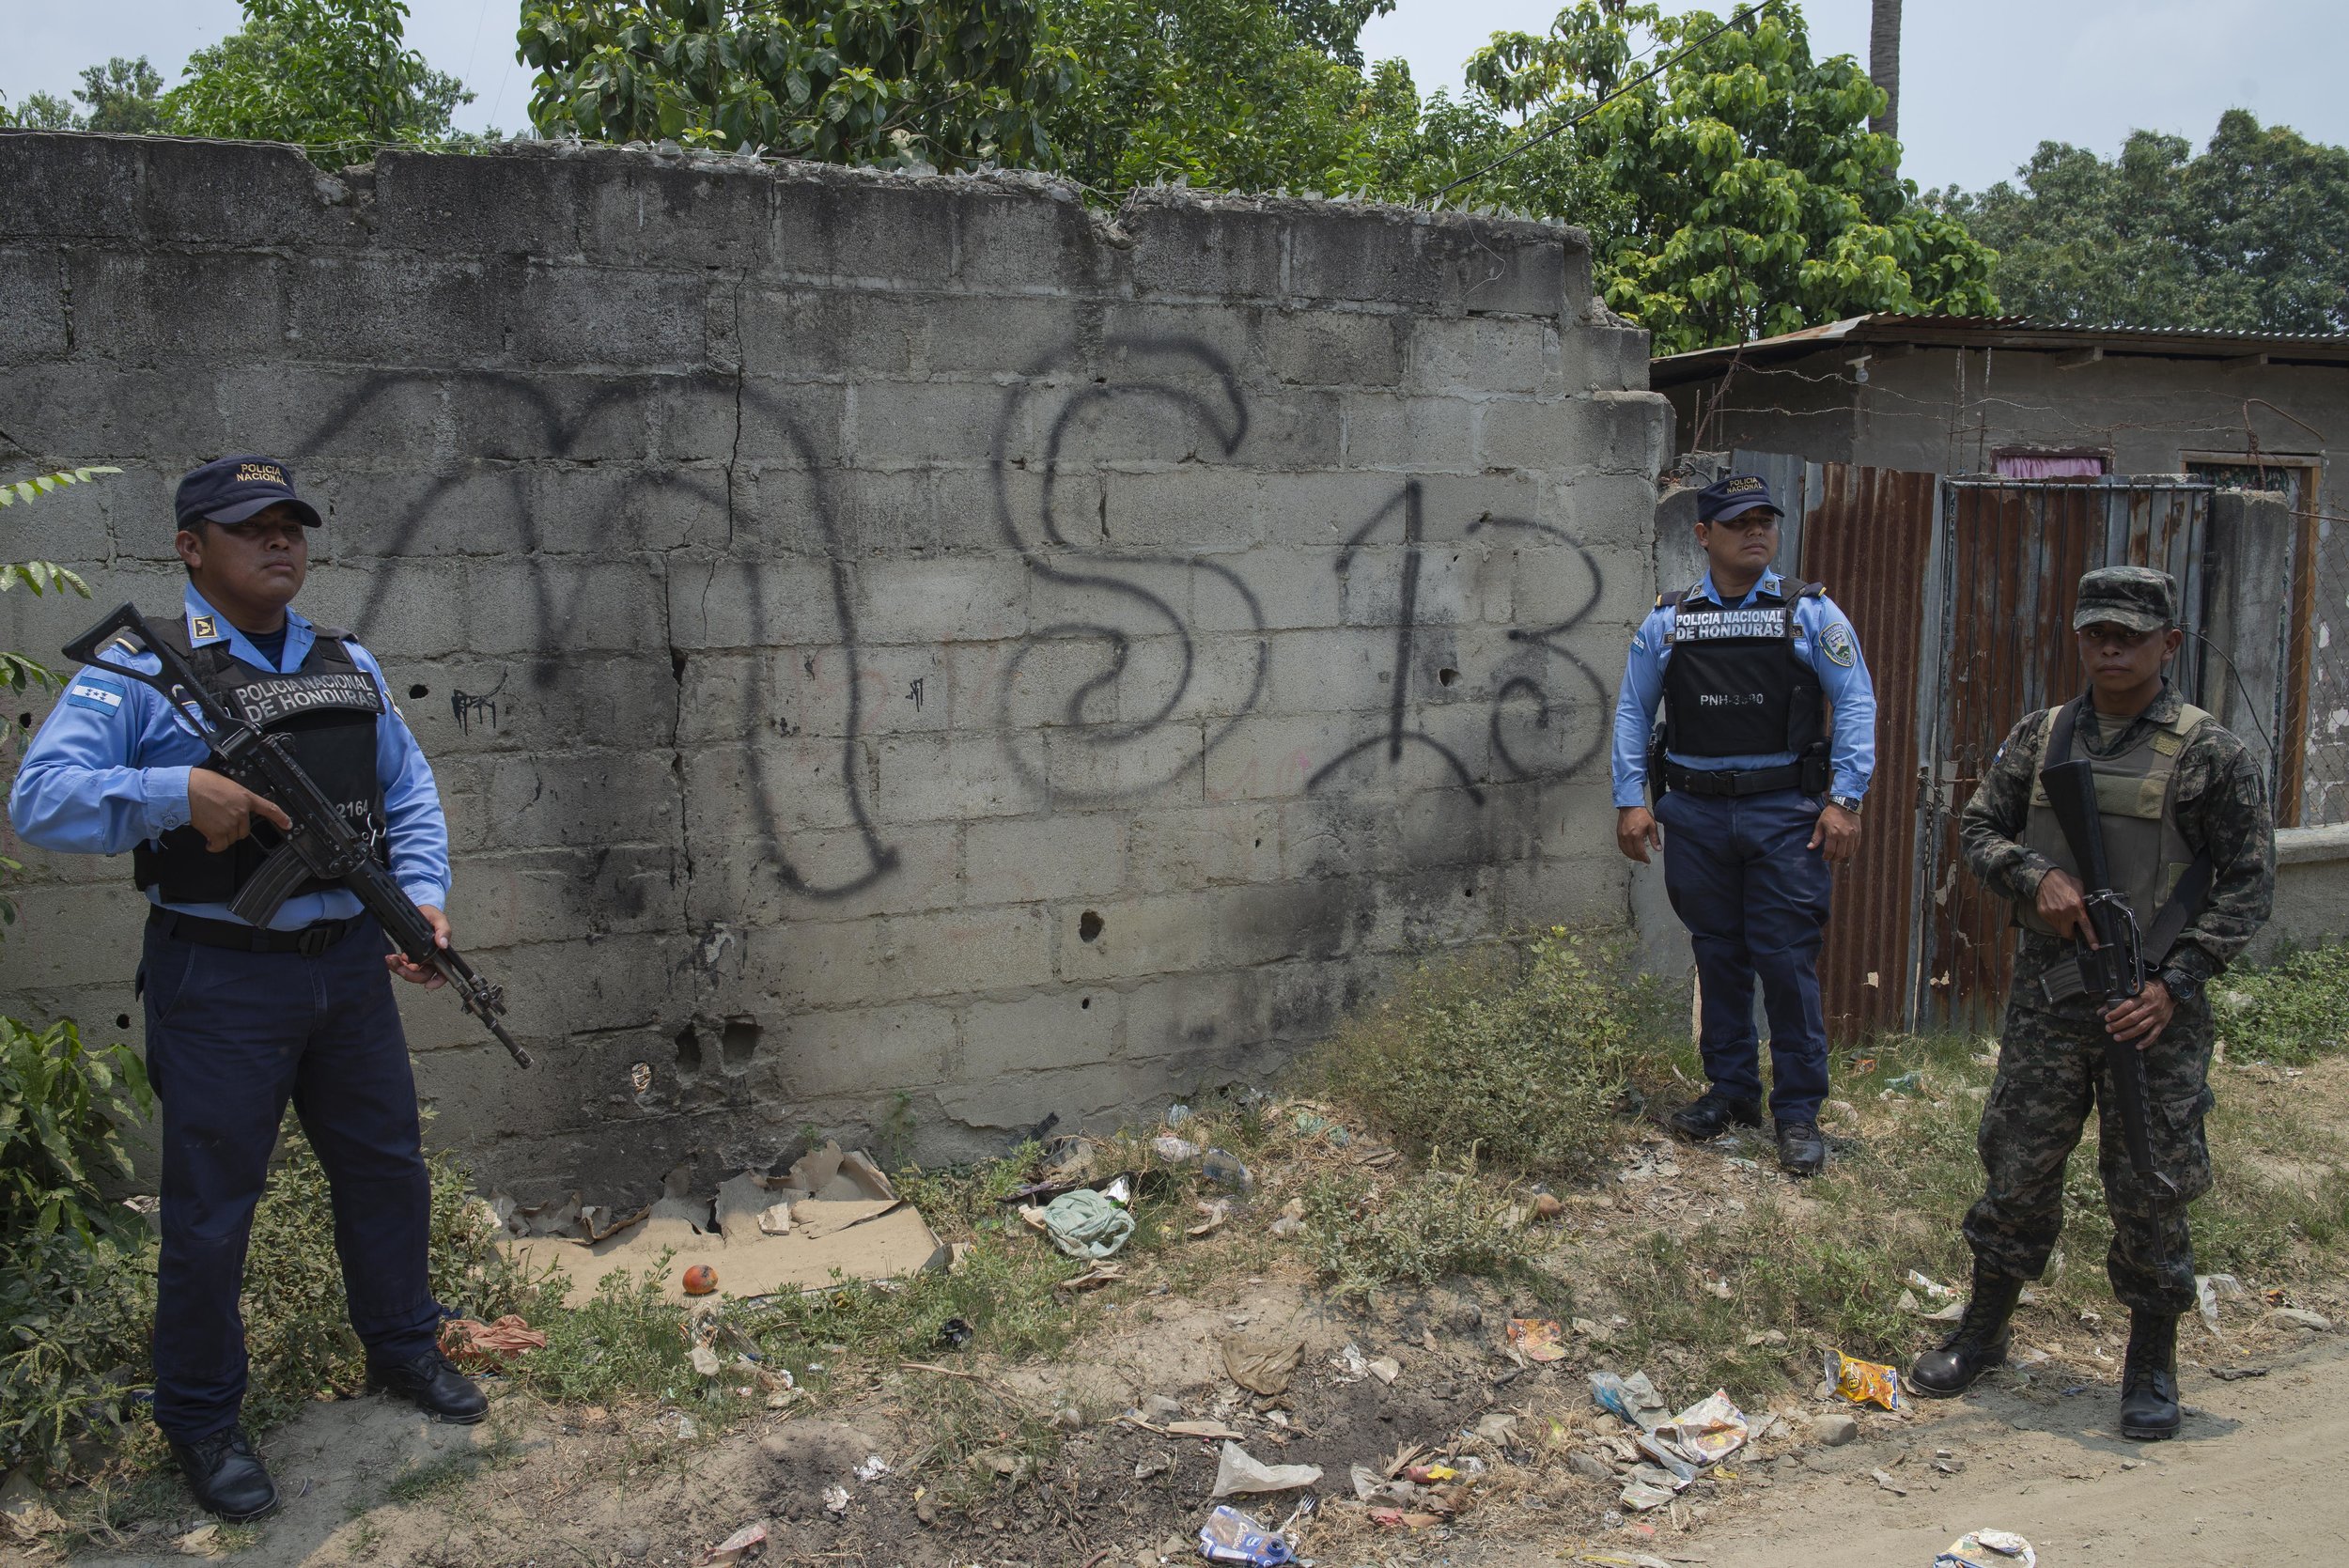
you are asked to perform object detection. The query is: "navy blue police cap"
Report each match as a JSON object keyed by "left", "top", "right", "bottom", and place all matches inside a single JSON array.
[
  {"left": 174, "top": 455, "right": 322, "bottom": 531},
  {"left": 1696, "top": 474, "right": 1781, "bottom": 524}
]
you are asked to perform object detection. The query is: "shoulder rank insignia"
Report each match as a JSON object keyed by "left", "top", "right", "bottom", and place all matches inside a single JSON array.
[{"left": 190, "top": 614, "right": 219, "bottom": 641}]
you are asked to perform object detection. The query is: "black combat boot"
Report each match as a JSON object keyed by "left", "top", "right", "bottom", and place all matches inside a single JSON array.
[
  {"left": 1668, "top": 1092, "right": 1764, "bottom": 1142},
  {"left": 170, "top": 1424, "right": 278, "bottom": 1520},
  {"left": 1775, "top": 1120, "right": 1827, "bottom": 1176},
  {"left": 368, "top": 1346, "right": 489, "bottom": 1424},
  {"left": 1909, "top": 1267, "right": 2024, "bottom": 1397},
  {"left": 2118, "top": 1312, "right": 2182, "bottom": 1441}
]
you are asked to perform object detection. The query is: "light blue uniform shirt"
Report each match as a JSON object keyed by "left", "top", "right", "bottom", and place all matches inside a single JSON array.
[
  {"left": 8, "top": 583, "right": 451, "bottom": 928},
  {"left": 1610, "top": 567, "right": 1876, "bottom": 809}
]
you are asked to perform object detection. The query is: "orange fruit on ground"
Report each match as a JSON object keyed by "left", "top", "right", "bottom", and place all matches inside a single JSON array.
[{"left": 681, "top": 1264, "right": 718, "bottom": 1296}]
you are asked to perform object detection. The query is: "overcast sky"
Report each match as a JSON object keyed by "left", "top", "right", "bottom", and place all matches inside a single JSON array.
[{"left": 7, "top": 0, "right": 2344, "bottom": 194}]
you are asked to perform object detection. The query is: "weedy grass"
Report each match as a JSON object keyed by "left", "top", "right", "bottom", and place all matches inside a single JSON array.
[
  {"left": 2217, "top": 941, "right": 2349, "bottom": 1064},
  {"left": 1302, "top": 1159, "right": 1540, "bottom": 1302}
]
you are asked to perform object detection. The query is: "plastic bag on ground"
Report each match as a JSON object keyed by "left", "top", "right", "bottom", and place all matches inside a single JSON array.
[
  {"left": 1590, "top": 1370, "right": 1669, "bottom": 1428},
  {"left": 1827, "top": 1349, "right": 1904, "bottom": 1410},
  {"left": 1211, "top": 1441, "right": 1323, "bottom": 1497},
  {"left": 1936, "top": 1529, "right": 2037, "bottom": 1568},
  {"left": 1039, "top": 1188, "right": 1134, "bottom": 1259},
  {"left": 1648, "top": 1390, "right": 1749, "bottom": 1467},
  {"left": 1197, "top": 1504, "right": 1295, "bottom": 1564}
]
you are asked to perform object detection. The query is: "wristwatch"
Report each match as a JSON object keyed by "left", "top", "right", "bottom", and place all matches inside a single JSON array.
[
  {"left": 2156, "top": 966, "right": 2202, "bottom": 1004},
  {"left": 1828, "top": 793, "right": 1863, "bottom": 815}
]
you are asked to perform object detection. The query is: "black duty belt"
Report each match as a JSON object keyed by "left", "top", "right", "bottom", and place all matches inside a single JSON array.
[
  {"left": 1661, "top": 761, "right": 1805, "bottom": 798},
  {"left": 148, "top": 906, "right": 362, "bottom": 957}
]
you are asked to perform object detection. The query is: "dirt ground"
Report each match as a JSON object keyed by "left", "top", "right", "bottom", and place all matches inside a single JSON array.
[{"left": 49, "top": 1275, "right": 2349, "bottom": 1567}]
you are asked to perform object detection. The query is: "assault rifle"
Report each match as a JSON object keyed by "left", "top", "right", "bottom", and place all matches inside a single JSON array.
[
  {"left": 2037, "top": 756, "right": 2175, "bottom": 1200},
  {"left": 64, "top": 603, "right": 531, "bottom": 1068}
]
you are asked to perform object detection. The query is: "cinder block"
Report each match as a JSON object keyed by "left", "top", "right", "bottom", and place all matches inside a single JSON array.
[
  {"left": 966, "top": 812, "right": 1125, "bottom": 903},
  {"left": 1408, "top": 317, "right": 1557, "bottom": 396},
  {"left": 1043, "top": 719, "right": 1205, "bottom": 803},
  {"left": 302, "top": 558, "right": 470, "bottom": 661},
  {"left": 753, "top": 1002, "right": 956, "bottom": 1099},
  {"left": 667, "top": 558, "right": 845, "bottom": 650},
  {"left": 955, "top": 190, "right": 1106, "bottom": 294},
  {"left": 1119, "top": 965, "right": 1272, "bottom": 1062},
  {"left": 442, "top": 372, "right": 661, "bottom": 463},
  {"left": 851, "top": 555, "right": 1029, "bottom": 644},
  {"left": 874, "top": 904, "right": 1055, "bottom": 998},
  {"left": 686, "top": 822, "right": 959, "bottom": 926},
  {"left": 1052, "top": 892, "right": 1218, "bottom": 981},
  {"left": 460, "top": 560, "right": 668, "bottom": 656},
  {"left": 1125, "top": 198, "right": 1285, "bottom": 301},
  {"left": 935, "top": 1058, "right": 1199, "bottom": 1133},
  {"left": 446, "top": 843, "right": 683, "bottom": 948},
  {"left": 1546, "top": 472, "right": 1666, "bottom": 553},
  {"left": 1187, "top": 548, "right": 1336, "bottom": 634},
  {"left": 1476, "top": 396, "right": 1578, "bottom": 473},
  {"left": 850, "top": 379, "right": 1018, "bottom": 465},
  {"left": 1498, "top": 852, "right": 1633, "bottom": 930},
  {"left": 1335, "top": 540, "right": 1490, "bottom": 629},
  {"left": 281, "top": 255, "right": 506, "bottom": 367},
  {"left": 372, "top": 147, "right": 595, "bottom": 258},
  {"left": 871, "top": 733, "right": 1037, "bottom": 824},
  {"left": 1263, "top": 309, "right": 1404, "bottom": 386},
  {"left": 680, "top": 733, "right": 873, "bottom": 837},
  {"left": 1203, "top": 711, "right": 1377, "bottom": 803},
  {"left": 960, "top": 987, "right": 1121, "bottom": 1079},
  {"left": 737, "top": 286, "right": 863, "bottom": 378},
  {"left": 500, "top": 262, "right": 708, "bottom": 368},
  {"left": 221, "top": 369, "right": 443, "bottom": 463},
  {"left": 0, "top": 248, "right": 68, "bottom": 362},
  {"left": 394, "top": 655, "right": 680, "bottom": 757},
  {"left": 1286, "top": 210, "right": 1448, "bottom": 309},
  {"left": 1103, "top": 468, "right": 1268, "bottom": 551},
  {"left": 1258, "top": 626, "right": 1396, "bottom": 718},
  {"left": 0, "top": 364, "right": 231, "bottom": 461},
  {"left": 1254, "top": 470, "right": 1416, "bottom": 549},
  {"left": 1126, "top": 801, "right": 1283, "bottom": 892},
  {"left": 585, "top": 159, "right": 781, "bottom": 272},
  {"left": 1558, "top": 321, "right": 1652, "bottom": 395},
  {"left": 1457, "top": 230, "right": 1572, "bottom": 319},
  {"left": 1339, "top": 394, "right": 1476, "bottom": 474},
  {"left": 732, "top": 917, "right": 889, "bottom": 1011},
  {"left": 468, "top": 749, "right": 680, "bottom": 854},
  {"left": 1101, "top": 303, "right": 1263, "bottom": 385},
  {"left": 0, "top": 881, "right": 148, "bottom": 989}
]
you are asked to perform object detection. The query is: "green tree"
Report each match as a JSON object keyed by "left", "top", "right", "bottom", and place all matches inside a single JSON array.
[
  {"left": 76, "top": 56, "right": 170, "bottom": 133},
  {"left": 166, "top": 0, "right": 474, "bottom": 165},
  {"left": 1941, "top": 110, "right": 2349, "bottom": 334},
  {"left": 4, "top": 92, "right": 82, "bottom": 131},
  {"left": 1046, "top": 0, "right": 1385, "bottom": 194},
  {"left": 518, "top": 0, "right": 1073, "bottom": 170},
  {"left": 1418, "top": 2, "right": 1993, "bottom": 352}
]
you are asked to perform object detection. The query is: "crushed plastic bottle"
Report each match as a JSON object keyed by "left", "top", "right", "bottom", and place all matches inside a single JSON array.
[
  {"left": 1152, "top": 1134, "right": 1203, "bottom": 1163},
  {"left": 1201, "top": 1148, "right": 1255, "bottom": 1189}
]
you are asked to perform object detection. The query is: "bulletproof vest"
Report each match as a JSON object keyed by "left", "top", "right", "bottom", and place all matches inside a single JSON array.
[
  {"left": 132, "top": 616, "right": 388, "bottom": 904},
  {"left": 2017, "top": 697, "right": 2210, "bottom": 959},
  {"left": 1660, "top": 581, "right": 1827, "bottom": 758}
]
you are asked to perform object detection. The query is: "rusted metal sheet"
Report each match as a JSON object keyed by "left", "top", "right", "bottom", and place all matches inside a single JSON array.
[
  {"left": 1917, "top": 479, "right": 2215, "bottom": 1028},
  {"left": 1799, "top": 463, "right": 1939, "bottom": 1038}
]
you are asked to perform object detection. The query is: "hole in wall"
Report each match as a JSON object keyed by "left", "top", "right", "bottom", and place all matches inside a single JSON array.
[
  {"left": 1463, "top": 886, "right": 1475, "bottom": 898},
  {"left": 1438, "top": 667, "right": 1459, "bottom": 687},
  {"left": 408, "top": 684, "right": 428, "bottom": 700},
  {"left": 673, "top": 1023, "right": 703, "bottom": 1079},
  {"left": 1081, "top": 996, "right": 1092, "bottom": 1010},
  {"left": 721, "top": 1017, "right": 760, "bottom": 1071},
  {"left": 116, "top": 1013, "right": 131, "bottom": 1030},
  {"left": 18, "top": 712, "right": 31, "bottom": 728},
  {"left": 1078, "top": 910, "right": 1105, "bottom": 943}
]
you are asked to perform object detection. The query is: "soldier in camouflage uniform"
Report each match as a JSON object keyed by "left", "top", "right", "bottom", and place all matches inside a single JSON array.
[{"left": 1910, "top": 567, "right": 2274, "bottom": 1441}]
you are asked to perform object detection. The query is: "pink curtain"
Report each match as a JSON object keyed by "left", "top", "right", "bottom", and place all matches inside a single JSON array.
[{"left": 1995, "top": 454, "right": 2106, "bottom": 479}]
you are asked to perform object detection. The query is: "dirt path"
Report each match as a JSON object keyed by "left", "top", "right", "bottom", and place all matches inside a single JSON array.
[{"left": 1657, "top": 1333, "right": 2349, "bottom": 1568}]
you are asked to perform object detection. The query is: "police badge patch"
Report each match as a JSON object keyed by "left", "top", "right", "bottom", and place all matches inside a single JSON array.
[{"left": 1821, "top": 621, "right": 1857, "bottom": 667}]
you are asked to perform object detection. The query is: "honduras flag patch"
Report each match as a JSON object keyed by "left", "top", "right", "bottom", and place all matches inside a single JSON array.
[{"left": 66, "top": 677, "right": 126, "bottom": 714}]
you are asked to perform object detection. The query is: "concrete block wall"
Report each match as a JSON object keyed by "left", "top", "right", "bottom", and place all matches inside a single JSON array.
[{"left": 0, "top": 132, "right": 1663, "bottom": 1195}]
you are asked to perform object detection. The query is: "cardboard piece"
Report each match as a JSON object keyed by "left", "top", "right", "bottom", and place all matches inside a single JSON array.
[{"left": 506, "top": 1143, "right": 944, "bottom": 1304}]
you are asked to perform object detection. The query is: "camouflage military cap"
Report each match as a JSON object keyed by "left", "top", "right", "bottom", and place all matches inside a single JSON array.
[{"left": 2073, "top": 567, "right": 2178, "bottom": 633}]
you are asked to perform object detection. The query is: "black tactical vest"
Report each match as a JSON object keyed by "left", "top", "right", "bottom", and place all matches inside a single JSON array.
[
  {"left": 132, "top": 616, "right": 389, "bottom": 903},
  {"left": 1660, "top": 582, "right": 1827, "bottom": 757}
]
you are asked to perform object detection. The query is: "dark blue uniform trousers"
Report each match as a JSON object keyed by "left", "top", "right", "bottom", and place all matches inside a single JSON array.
[
  {"left": 1654, "top": 787, "right": 1833, "bottom": 1126},
  {"left": 140, "top": 914, "right": 442, "bottom": 1441}
]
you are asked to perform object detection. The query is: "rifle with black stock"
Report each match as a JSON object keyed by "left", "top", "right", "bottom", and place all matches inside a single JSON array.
[
  {"left": 2037, "top": 754, "right": 2177, "bottom": 1201},
  {"left": 63, "top": 602, "right": 532, "bottom": 1068}
]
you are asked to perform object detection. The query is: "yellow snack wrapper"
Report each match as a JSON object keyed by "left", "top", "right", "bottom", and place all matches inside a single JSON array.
[{"left": 1826, "top": 1348, "right": 1903, "bottom": 1410}]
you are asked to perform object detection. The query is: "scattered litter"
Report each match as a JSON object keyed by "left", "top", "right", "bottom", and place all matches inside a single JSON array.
[
  {"left": 683, "top": 1263, "right": 719, "bottom": 1296},
  {"left": 1508, "top": 1318, "right": 1569, "bottom": 1362},
  {"left": 1936, "top": 1529, "right": 2037, "bottom": 1568},
  {"left": 1189, "top": 1199, "right": 1234, "bottom": 1238},
  {"left": 1040, "top": 1188, "right": 1135, "bottom": 1259},
  {"left": 1827, "top": 1349, "right": 1904, "bottom": 1410},
  {"left": 1647, "top": 1391, "right": 1748, "bottom": 1467},
  {"left": 1136, "top": 1452, "right": 1174, "bottom": 1481},
  {"left": 854, "top": 1454, "right": 891, "bottom": 1483},
  {"left": 1196, "top": 1504, "right": 1294, "bottom": 1566},
  {"left": 175, "top": 1523, "right": 222, "bottom": 1557},
  {"left": 1166, "top": 1103, "right": 1193, "bottom": 1126},
  {"left": 1165, "top": 1419, "right": 1249, "bottom": 1441},
  {"left": 1268, "top": 1197, "right": 1307, "bottom": 1238},
  {"left": 1154, "top": 1135, "right": 1204, "bottom": 1163},
  {"left": 438, "top": 1313, "right": 547, "bottom": 1365},
  {"left": 1202, "top": 1149, "right": 1255, "bottom": 1189},
  {"left": 1922, "top": 1296, "right": 1968, "bottom": 1324},
  {"left": 1331, "top": 1343, "right": 1369, "bottom": 1382},
  {"left": 691, "top": 1343, "right": 724, "bottom": 1376},
  {"left": 1618, "top": 1477, "right": 1676, "bottom": 1512},
  {"left": 1056, "top": 1260, "right": 1127, "bottom": 1292},
  {"left": 674, "top": 1413, "right": 700, "bottom": 1439},
  {"left": 2196, "top": 1273, "right": 2247, "bottom": 1334},
  {"left": 1404, "top": 1463, "right": 1460, "bottom": 1483},
  {"left": 935, "top": 1316, "right": 972, "bottom": 1350},
  {"left": 699, "top": 1521, "right": 769, "bottom": 1564},
  {"left": 1907, "top": 1269, "right": 1954, "bottom": 1300},
  {"left": 821, "top": 1483, "right": 849, "bottom": 1516},
  {"left": 1223, "top": 1333, "right": 1306, "bottom": 1396},
  {"left": 1368, "top": 1355, "right": 1401, "bottom": 1386},
  {"left": 1369, "top": 1506, "right": 1445, "bottom": 1529},
  {"left": 1211, "top": 1441, "right": 1323, "bottom": 1497},
  {"left": 1590, "top": 1371, "right": 1669, "bottom": 1428},
  {"left": 1474, "top": 1411, "right": 1521, "bottom": 1445},
  {"left": 1871, "top": 1467, "right": 1907, "bottom": 1496}
]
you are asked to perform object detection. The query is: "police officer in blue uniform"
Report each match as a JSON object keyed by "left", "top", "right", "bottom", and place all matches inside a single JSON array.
[
  {"left": 1610, "top": 474, "right": 1876, "bottom": 1174},
  {"left": 8, "top": 457, "right": 486, "bottom": 1519}
]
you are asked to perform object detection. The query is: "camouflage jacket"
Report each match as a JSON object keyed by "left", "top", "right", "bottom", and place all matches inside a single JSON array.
[{"left": 1959, "top": 683, "right": 2276, "bottom": 990}]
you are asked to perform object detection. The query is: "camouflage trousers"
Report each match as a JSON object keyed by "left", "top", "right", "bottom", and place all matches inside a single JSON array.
[{"left": 1960, "top": 982, "right": 2216, "bottom": 1316}]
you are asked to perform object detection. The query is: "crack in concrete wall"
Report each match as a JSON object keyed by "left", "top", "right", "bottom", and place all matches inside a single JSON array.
[{"left": 0, "top": 131, "right": 1667, "bottom": 1199}]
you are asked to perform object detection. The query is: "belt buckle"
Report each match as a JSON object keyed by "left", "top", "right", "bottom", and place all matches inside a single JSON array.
[{"left": 296, "top": 924, "right": 334, "bottom": 958}]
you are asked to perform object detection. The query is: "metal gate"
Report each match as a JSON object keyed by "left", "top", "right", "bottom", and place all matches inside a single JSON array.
[{"left": 1912, "top": 478, "right": 2216, "bottom": 1029}]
